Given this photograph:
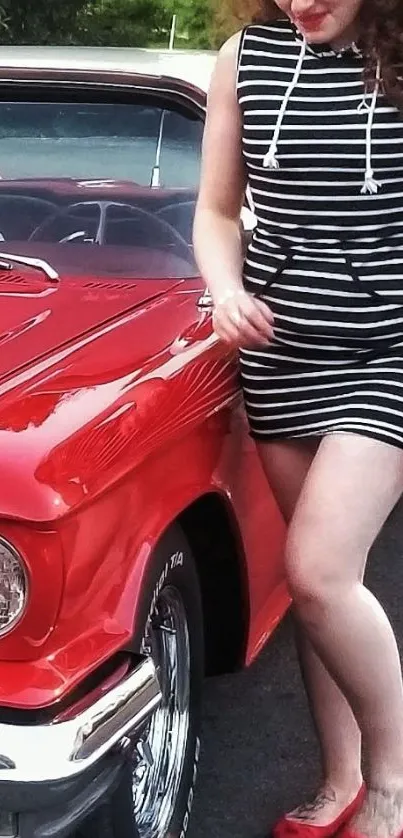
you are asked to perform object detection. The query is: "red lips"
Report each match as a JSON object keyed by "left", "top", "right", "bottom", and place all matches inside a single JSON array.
[{"left": 294, "top": 12, "right": 327, "bottom": 30}]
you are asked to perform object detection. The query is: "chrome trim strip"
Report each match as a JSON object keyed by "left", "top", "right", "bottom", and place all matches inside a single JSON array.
[
  {"left": 0, "top": 657, "right": 161, "bottom": 783},
  {"left": 0, "top": 252, "right": 59, "bottom": 281},
  {"left": 196, "top": 290, "right": 213, "bottom": 311},
  {"left": 0, "top": 78, "right": 206, "bottom": 112}
]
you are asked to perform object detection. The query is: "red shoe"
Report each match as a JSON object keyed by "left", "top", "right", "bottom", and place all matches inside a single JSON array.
[{"left": 272, "top": 784, "right": 366, "bottom": 838}]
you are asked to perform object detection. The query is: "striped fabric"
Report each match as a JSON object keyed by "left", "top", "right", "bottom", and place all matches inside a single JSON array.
[{"left": 237, "top": 18, "right": 403, "bottom": 448}]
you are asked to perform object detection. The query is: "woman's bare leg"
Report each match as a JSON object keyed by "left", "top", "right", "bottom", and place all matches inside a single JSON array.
[
  {"left": 293, "top": 630, "right": 363, "bottom": 820},
  {"left": 285, "top": 433, "right": 403, "bottom": 837},
  {"left": 258, "top": 439, "right": 362, "bottom": 825}
]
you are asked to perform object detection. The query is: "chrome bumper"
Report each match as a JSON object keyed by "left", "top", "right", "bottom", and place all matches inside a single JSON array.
[{"left": 0, "top": 657, "right": 161, "bottom": 784}]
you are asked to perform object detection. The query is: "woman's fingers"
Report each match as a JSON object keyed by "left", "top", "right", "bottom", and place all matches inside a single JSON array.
[
  {"left": 212, "top": 313, "right": 240, "bottom": 345},
  {"left": 253, "top": 296, "right": 275, "bottom": 325},
  {"left": 239, "top": 296, "right": 274, "bottom": 337},
  {"left": 214, "top": 309, "right": 271, "bottom": 347},
  {"left": 212, "top": 290, "right": 274, "bottom": 349}
]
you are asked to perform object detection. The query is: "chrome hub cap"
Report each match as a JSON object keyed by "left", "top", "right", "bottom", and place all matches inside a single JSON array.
[{"left": 133, "top": 585, "right": 190, "bottom": 838}]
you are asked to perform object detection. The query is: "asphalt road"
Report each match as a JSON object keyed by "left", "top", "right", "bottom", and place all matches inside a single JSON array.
[{"left": 189, "top": 496, "right": 403, "bottom": 838}]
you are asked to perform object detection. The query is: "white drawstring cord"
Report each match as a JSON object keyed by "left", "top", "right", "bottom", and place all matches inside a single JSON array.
[
  {"left": 358, "top": 59, "right": 382, "bottom": 195},
  {"left": 262, "top": 33, "right": 381, "bottom": 196},
  {"left": 263, "top": 37, "right": 307, "bottom": 170}
]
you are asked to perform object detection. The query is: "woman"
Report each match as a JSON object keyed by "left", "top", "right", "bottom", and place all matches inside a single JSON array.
[{"left": 193, "top": 2, "right": 403, "bottom": 838}]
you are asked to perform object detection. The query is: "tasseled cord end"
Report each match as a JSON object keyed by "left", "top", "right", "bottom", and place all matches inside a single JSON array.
[
  {"left": 263, "top": 143, "right": 279, "bottom": 169},
  {"left": 262, "top": 36, "right": 307, "bottom": 172},
  {"left": 359, "top": 58, "right": 382, "bottom": 196},
  {"left": 361, "top": 168, "right": 381, "bottom": 195}
]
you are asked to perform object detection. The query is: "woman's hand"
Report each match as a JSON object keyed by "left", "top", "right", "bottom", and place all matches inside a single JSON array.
[{"left": 212, "top": 287, "right": 274, "bottom": 349}]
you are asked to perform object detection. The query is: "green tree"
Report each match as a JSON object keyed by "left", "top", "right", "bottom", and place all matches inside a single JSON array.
[
  {"left": 0, "top": 0, "right": 245, "bottom": 49},
  {"left": 165, "top": 0, "right": 213, "bottom": 49},
  {"left": 0, "top": 0, "right": 90, "bottom": 44},
  {"left": 78, "top": 0, "right": 172, "bottom": 47}
]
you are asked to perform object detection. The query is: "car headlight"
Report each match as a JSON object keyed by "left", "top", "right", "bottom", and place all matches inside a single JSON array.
[{"left": 0, "top": 538, "right": 28, "bottom": 636}]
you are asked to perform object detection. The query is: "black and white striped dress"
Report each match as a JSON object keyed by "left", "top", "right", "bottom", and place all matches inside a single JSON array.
[{"left": 238, "top": 18, "right": 403, "bottom": 449}]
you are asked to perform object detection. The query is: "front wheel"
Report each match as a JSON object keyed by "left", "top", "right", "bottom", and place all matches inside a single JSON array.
[{"left": 83, "top": 525, "right": 204, "bottom": 838}]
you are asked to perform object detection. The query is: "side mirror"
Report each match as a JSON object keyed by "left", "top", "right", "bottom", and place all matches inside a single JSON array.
[{"left": 197, "top": 290, "right": 213, "bottom": 311}]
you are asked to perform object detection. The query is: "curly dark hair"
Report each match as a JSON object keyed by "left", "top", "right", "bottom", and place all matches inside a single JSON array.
[{"left": 249, "top": 0, "right": 403, "bottom": 108}]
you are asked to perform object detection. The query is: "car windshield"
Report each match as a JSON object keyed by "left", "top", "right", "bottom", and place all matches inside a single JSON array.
[{"left": 0, "top": 95, "right": 204, "bottom": 278}]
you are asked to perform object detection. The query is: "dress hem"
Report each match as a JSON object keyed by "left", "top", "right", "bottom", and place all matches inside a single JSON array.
[{"left": 249, "top": 427, "right": 403, "bottom": 452}]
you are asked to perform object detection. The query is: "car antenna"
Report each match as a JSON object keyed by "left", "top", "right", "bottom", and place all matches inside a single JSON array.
[{"left": 150, "top": 15, "right": 177, "bottom": 189}]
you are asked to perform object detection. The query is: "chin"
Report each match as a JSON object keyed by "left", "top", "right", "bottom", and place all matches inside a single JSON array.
[
  {"left": 305, "top": 30, "right": 331, "bottom": 43},
  {"left": 299, "top": 23, "right": 337, "bottom": 44}
]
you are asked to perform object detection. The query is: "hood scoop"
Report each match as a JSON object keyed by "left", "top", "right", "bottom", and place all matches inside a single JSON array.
[
  {"left": 0, "top": 270, "right": 138, "bottom": 294},
  {"left": 0, "top": 270, "right": 37, "bottom": 285},
  {"left": 81, "top": 279, "right": 137, "bottom": 292},
  {"left": 0, "top": 269, "right": 46, "bottom": 292}
]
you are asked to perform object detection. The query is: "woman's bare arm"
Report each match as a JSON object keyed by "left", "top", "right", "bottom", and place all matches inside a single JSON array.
[
  {"left": 193, "top": 32, "right": 246, "bottom": 301},
  {"left": 193, "top": 33, "right": 274, "bottom": 348}
]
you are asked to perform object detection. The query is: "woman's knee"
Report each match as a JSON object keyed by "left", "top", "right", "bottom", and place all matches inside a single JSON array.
[
  {"left": 284, "top": 529, "right": 330, "bottom": 605},
  {"left": 284, "top": 522, "right": 363, "bottom": 607}
]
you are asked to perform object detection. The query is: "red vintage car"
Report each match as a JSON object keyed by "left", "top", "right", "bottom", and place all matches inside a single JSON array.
[{"left": 0, "top": 45, "right": 289, "bottom": 838}]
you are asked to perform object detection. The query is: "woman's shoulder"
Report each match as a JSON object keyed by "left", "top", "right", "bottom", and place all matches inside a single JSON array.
[
  {"left": 244, "top": 17, "right": 293, "bottom": 35},
  {"left": 241, "top": 16, "right": 296, "bottom": 46},
  {"left": 218, "top": 17, "right": 294, "bottom": 61}
]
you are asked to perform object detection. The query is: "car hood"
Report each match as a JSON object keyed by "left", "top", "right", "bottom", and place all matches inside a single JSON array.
[{"left": 0, "top": 264, "right": 184, "bottom": 383}]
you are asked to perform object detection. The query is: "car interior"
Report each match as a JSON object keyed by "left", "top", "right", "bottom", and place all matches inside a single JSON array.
[{"left": 0, "top": 92, "right": 204, "bottom": 275}]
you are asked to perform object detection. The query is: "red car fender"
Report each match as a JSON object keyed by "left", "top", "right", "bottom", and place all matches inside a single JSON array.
[{"left": 0, "top": 402, "right": 287, "bottom": 710}]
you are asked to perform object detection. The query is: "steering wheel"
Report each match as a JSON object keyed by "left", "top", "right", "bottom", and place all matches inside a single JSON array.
[{"left": 28, "top": 200, "right": 193, "bottom": 263}]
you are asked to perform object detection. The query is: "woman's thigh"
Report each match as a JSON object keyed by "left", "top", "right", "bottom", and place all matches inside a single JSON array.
[
  {"left": 257, "top": 437, "right": 320, "bottom": 522},
  {"left": 286, "top": 433, "right": 403, "bottom": 588}
]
